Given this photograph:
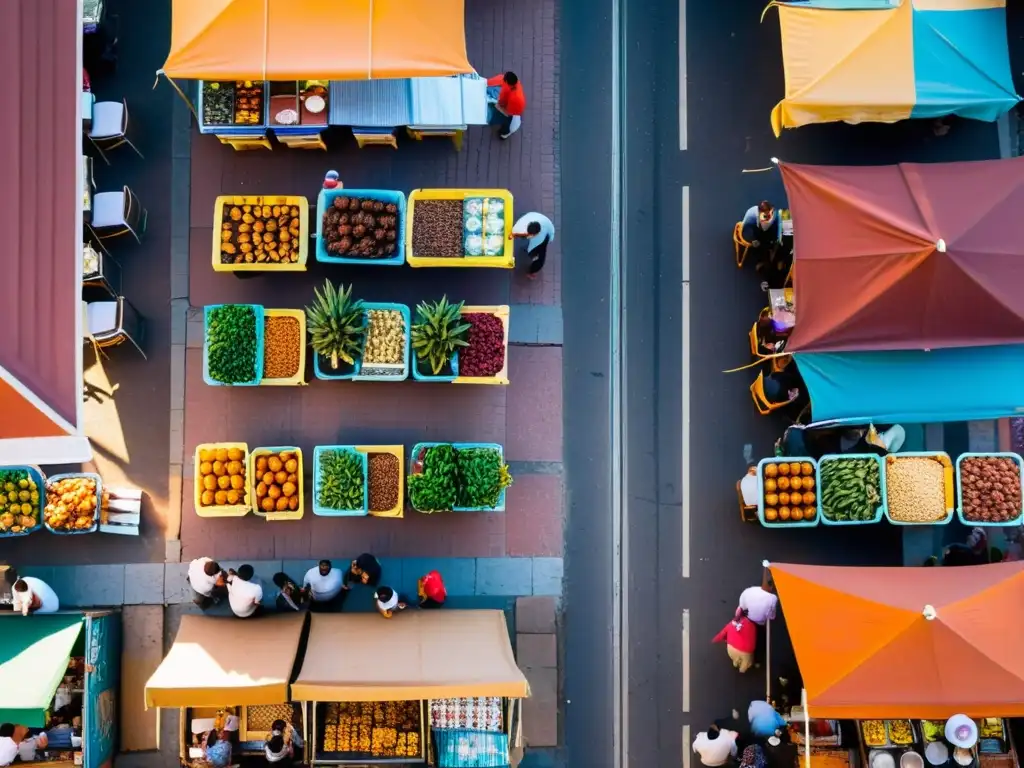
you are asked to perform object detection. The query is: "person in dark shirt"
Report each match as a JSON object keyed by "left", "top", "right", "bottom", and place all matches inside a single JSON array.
[
  {"left": 341, "top": 554, "right": 382, "bottom": 589},
  {"left": 762, "top": 365, "right": 803, "bottom": 405},
  {"left": 272, "top": 572, "right": 308, "bottom": 612}
]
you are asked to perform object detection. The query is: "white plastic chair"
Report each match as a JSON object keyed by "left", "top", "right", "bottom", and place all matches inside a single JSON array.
[
  {"left": 83, "top": 297, "right": 147, "bottom": 359},
  {"left": 88, "top": 98, "right": 143, "bottom": 164},
  {"left": 90, "top": 185, "right": 147, "bottom": 244}
]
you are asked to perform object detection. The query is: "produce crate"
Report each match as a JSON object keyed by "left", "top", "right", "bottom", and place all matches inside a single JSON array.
[
  {"left": 43, "top": 472, "right": 101, "bottom": 535},
  {"left": 248, "top": 446, "right": 304, "bottom": 521},
  {"left": 756, "top": 457, "right": 820, "bottom": 528},
  {"left": 412, "top": 350, "right": 459, "bottom": 382},
  {"left": 955, "top": 452, "right": 1024, "bottom": 527},
  {"left": 0, "top": 465, "right": 45, "bottom": 538},
  {"left": 312, "top": 445, "right": 369, "bottom": 516},
  {"left": 259, "top": 309, "right": 307, "bottom": 386},
  {"left": 817, "top": 454, "right": 886, "bottom": 526},
  {"left": 406, "top": 189, "right": 515, "bottom": 268},
  {"left": 194, "top": 442, "right": 251, "bottom": 517},
  {"left": 312, "top": 312, "right": 367, "bottom": 381},
  {"left": 883, "top": 452, "right": 955, "bottom": 526},
  {"left": 453, "top": 305, "right": 510, "bottom": 386},
  {"left": 203, "top": 304, "right": 265, "bottom": 386},
  {"left": 353, "top": 302, "right": 411, "bottom": 382},
  {"left": 355, "top": 445, "right": 405, "bottom": 518},
  {"left": 315, "top": 188, "right": 406, "bottom": 266},
  {"left": 409, "top": 442, "right": 508, "bottom": 513},
  {"left": 211, "top": 195, "right": 309, "bottom": 272}
]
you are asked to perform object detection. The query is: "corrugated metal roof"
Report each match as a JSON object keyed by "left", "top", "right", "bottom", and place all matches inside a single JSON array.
[{"left": 0, "top": 0, "right": 81, "bottom": 429}]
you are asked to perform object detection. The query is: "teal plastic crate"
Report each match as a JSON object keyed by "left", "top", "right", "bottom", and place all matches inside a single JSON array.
[
  {"left": 412, "top": 350, "right": 459, "bottom": 382},
  {"left": 756, "top": 457, "right": 820, "bottom": 528},
  {"left": 409, "top": 442, "right": 507, "bottom": 512},
  {"left": 955, "top": 451, "right": 1024, "bottom": 527},
  {"left": 312, "top": 312, "right": 368, "bottom": 381},
  {"left": 312, "top": 446, "right": 368, "bottom": 516},
  {"left": 0, "top": 465, "right": 45, "bottom": 538},
  {"left": 883, "top": 451, "right": 954, "bottom": 526},
  {"left": 315, "top": 188, "right": 406, "bottom": 266},
  {"left": 816, "top": 454, "right": 886, "bottom": 526},
  {"left": 353, "top": 302, "right": 411, "bottom": 382},
  {"left": 43, "top": 473, "right": 101, "bottom": 535},
  {"left": 203, "top": 304, "right": 264, "bottom": 386}
]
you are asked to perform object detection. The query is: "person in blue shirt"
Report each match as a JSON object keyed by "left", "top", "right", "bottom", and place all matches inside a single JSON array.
[
  {"left": 748, "top": 700, "right": 786, "bottom": 739},
  {"left": 204, "top": 729, "right": 232, "bottom": 768},
  {"left": 741, "top": 201, "right": 790, "bottom": 288}
]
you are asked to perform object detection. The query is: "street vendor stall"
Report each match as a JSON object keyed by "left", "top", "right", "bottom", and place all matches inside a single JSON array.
[{"left": 292, "top": 611, "right": 529, "bottom": 765}]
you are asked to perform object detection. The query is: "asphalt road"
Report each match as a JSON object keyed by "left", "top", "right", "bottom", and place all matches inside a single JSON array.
[{"left": 562, "top": 1, "right": 1007, "bottom": 766}]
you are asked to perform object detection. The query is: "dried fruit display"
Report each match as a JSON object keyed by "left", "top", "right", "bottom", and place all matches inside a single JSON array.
[
  {"left": 888, "top": 720, "right": 914, "bottom": 745},
  {"left": 202, "top": 81, "right": 234, "bottom": 125},
  {"left": 262, "top": 316, "right": 302, "bottom": 380},
  {"left": 234, "top": 80, "right": 264, "bottom": 125},
  {"left": 198, "top": 446, "right": 247, "bottom": 509},
  {"left": 760, "top": 460, "right": 818, "bottom": 524},
  {"left": 322, "top": 196, "right": 399, "bottom": 259},
  {"left": 45, "top": 476, "right": 99, "bottom": 531},
  {"left": 320, "top": 701, "right": 420, "bottom": 757},
  {"left": 886, "top": 455, "right": 949, "bottom": 523},
  {"left": 818, "top": 457, "right": 878, "bottom": 523},
  {"left": 412, "top": 199, "right": 464, "bottom": 257},
  {"left": 254, "top": 450, "right": 301, "bottom": 515},
  {"left": 220, "top": 200, "right": 302, "bottom": 266},
  {"left": 862, "top": 720, "right": 887, "bottom": 747},
  {"left": 368, "top": 453, "right": 400, "bottom": 512},
  {"left": 246, "top": 704, "right": 296, "bottom": 732},
  {"left": 363, "top": 309, "right": 405, "bottom": 365},
  {"left": 959, "top": 456, "right": 1023, "bottom": 523},
  {"left": 459, "top": 313, "right": 505, "bottom": 377}
]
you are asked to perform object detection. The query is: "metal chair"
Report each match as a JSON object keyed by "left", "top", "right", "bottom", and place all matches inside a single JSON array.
[
  {"left": 90, "top": 186, "right": 147, "bottom": 244},
  {"left": 88, "top": 97, "right": 143, "bottom": 164},
  {"left": 733, "top": 222, "right": 753, "bottom": 268},
  {"left": 750, "top": 371, "right": 791, "bottom": 416},
  {"left": 83, "top": 297, "right": 147, "bottom": 359}
]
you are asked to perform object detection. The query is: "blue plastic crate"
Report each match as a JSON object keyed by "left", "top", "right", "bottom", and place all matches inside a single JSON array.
[
  {"left": 203, "top": 304, "right": 265, "bottom": 386},
  {"left": 433, "top": 729, "right": 510, "bottom": 768},
  {"left": 0, "top": 465, "right": 46, "bottom": 538},
  {"left": 756, "top": 457, "right": 820, "bottom": 528},
  {"left": 353, "top": 302, "right": 411, "bottom": 382},
  {"left": 883, "top": 451, "right": 954, "bottom": 525},
  {"left": 43, "top": 473, "right": 102, "bottom": 535},
  {"left": 315, "top": 188, "right": 407, "bottom": 265},
  {"left": 412, "top": 350, "right": 460, "bottom": 382},
  {"left": 408, "top": 442, "right": 507, "bottom": 513},
  {"left": 955, "top": 451, "right": 1024, "bottom": 527},
  {"left": 312, "top": 312, "right": 368, "bottom": 381},
  {"left": 312, "top": 445, "right": 368, "bottom": 516},
  {"left": 816, "top": 454, "right": 886, "bottom": 526}
]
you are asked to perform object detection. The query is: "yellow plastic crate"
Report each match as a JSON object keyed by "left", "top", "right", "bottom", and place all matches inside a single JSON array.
[
  {"left": 355, "top": 445, "right": 405, "bottom": 518},
  {"left": 248, "top": 446, "right": 304, "bottom": 521},
  {"left": 259, "top": 309, "right": 307, "bottom": 386},
  {"left": 453, "top": 305, "right": 510, "bottom": 385},
  {"left": 193, "top": 442, "right": 251, "bottom": 517},
  {"left": 406, "top": 189, "right": 514, "bottom": 268},
  {"left": 211, "top": 195, "right": 309, "bottom": 272}
]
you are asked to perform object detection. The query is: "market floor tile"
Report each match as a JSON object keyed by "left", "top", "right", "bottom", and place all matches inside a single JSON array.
[
  {"left": 505, "top": 474, "right": 565, "bottom": 557},
  {"left": 505, "top": 347, "right": 564, "bottom": 462},
  {"left": 476, "top": 557, "right": 534, "bottom": 596}
]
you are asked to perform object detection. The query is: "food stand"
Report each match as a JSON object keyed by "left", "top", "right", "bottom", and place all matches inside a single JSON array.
[{"left": 0, "top": 611, "right": 120, "bottom": 768}]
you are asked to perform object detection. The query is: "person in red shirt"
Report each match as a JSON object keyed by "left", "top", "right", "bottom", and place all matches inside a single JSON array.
[
  {"left": 417, "top": 570, "right": 447, "bottom": 609},
  {"left": 486, "top": 71, "right": 526, "bottom": 140},
  {"left": 712, "top": 609, "right": 757, "bottom": 673}
]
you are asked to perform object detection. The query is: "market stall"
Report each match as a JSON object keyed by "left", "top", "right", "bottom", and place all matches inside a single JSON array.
[
  {"left": 0, "top": 611, "right": 120, "bottom": 768},
  {"left": 409, "top": 443, "right": 512, "bottom": 514},
  {"left": 291, "top": 611, "right": 528, "bottom": 765},
  {"left": 407, "top": 189, "right": 515, "bottom": 268}
]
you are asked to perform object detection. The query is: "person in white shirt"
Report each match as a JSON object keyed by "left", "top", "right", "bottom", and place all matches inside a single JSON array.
[
  {"left": 17, "top": 732, "right": 47, "bottom": 762},
  {"left": 12, "top": 577, "right": 59, "bottom": 615},
  {"left": 0, "top": 724, "right": 18, "bottom": 768},
  {"left": 187, "top": 557, "right": 226, "bottom": 609},
  {"left": 693, "top": 724, "right": 739, "bottom": 767},
  {"left": 739, "top": 466, "right": 758, "bottom": 507},
  {"left": 510, "top": 212, "right": 555, "bottom": 279},
  {"left": 226, "top": 565, "right": 263, "bottom": 618},
  {"left": 374, "top": 586, "right": 409, "bottom": 619},
  {"left": 737, "top": 585, "right": 778, "bottom": 626},
  {"left": 302, "top": 560, "right": 343, "bottom": 612}
]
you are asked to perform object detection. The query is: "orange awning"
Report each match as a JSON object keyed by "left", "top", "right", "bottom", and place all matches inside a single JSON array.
[
  {"left": 163, "top": 0, "right": 473, "bottom": 81},
  {"left": 770, "top": 561, "right": 1024, "bottom": 719}
]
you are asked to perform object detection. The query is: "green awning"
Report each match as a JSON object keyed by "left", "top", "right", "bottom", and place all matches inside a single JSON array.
[{"left": 0, "top": 615, "right": 84, "bottom": 727}]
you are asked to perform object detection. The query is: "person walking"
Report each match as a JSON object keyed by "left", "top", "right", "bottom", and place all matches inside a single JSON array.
[
  {"left": 187, "top": 557, "right": 226, "bottom": 609},
  {"left": 374, "top": 586, "right": 409, "bottom": 619},
  {"left": 510, "top": 211, "right": 555, "bottom": 279},
  {"left": 303, "top": 560, "right": 344, "bottom": 612},
  {"left": 417, "top": 570, "right": 446, "bottom": 609},
  {"left": 712, "top": 609, "right": 757, "bottom": 673},
  {"left": 272, "top": 572, "right": 308, "bottom": 612},
  {"left": 486, "top": 71, "right": 526, "bottom": 139},
  {"left": 11, "top": 577, "right": 59, "bottom": 616},
  {"left": 226, "top": 565, "right": 263, "bottom": 618},
  {"left": 341, "top": 553, "right": 382, "bottom": 590},
  {"left": 692, "top": 723, "right": 740, "bottom": 767},
  {"left": 748, "top": 700, "right": 786, "bottom": 740}
]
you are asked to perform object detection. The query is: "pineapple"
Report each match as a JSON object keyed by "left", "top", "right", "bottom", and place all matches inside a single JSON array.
[
  {"left": 305, "top": 280, "right": 366, "bottom": 370},
  {"left": 410, "top": 295, "right": 471, "bottom": 375}
]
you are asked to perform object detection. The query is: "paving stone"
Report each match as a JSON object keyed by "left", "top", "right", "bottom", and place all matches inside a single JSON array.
[
  {"left": 168, "top": 408, "right": 185, "bottom": 465},
  {"left": 476, "top": 558, "right": 533, "bottom": 596},
  {"left": 517, "top": 633, "right": 557, "bottom": 668},
  {"left": 968, "top": 420, "right": 997, "bottom": 452},
  {"left": 164, "top": 562, "right": 192, "bottom": 604},
  {"left": 509, "top": 305, "right": 563, "bottom": 345},
  {"left": 170, "top": 343, "right": 186, "bottom": 411},
  {"left": 120, "top": 605, "right": 164, "bottom": 752},
  {"left": 532, "top": 558, "right": 563, "bottom": 597},
  {"left": 506, "top": 347, "right": 563, "bottom": 462},
  {"left": 400, "top": 558, "right": 477, "bottom": 598},
  {"left": 520, "top": 666, "right": 558, "bottom": 747},
  {"left": 516, "top": 596, "right": 557, "bottom": 634},
  {"left": 506, "top": 474, "right": 564, "bottom": 557},
  {"left": 124, "top": 563, "right": 166, "bottom": 605},
  {"left": 62, "top": 565, "right": 125, "bottom": 607}
]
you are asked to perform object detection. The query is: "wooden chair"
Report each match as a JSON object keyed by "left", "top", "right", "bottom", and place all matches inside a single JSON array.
[
  {"left": 88, "top": 97, "right": 143, "bottom": 164},
  {"left": 751, "top": 371, "right": 791, "bottom": 416},
  {"left": 90, "top": 185, "right": 147, "bottom": 244},
  {"left": 733, "top": 222, "right": 753, "bottom": 268},
  {"left": 83, "top": 297, "right": 147, "bottom": 359},
  {"left": 737, "top": 479, "right": 758, "bottom": 523}
]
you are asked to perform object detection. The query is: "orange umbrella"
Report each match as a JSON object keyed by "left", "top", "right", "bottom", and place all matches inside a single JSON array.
[{"left": 769, "top": 561, "right": 1024, "bottom": 719}]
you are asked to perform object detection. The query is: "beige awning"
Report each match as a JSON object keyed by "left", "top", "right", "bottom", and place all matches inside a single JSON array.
[
  {"left": 292, "top": 610, "right": 529, "bottom": 701},
  {"left": 145, "top": 613, "right": 307, "bottom": 708}
]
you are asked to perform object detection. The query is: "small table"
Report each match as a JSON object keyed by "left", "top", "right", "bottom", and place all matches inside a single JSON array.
[
  {"left": 82, "top": 242, "right": 121, "bottom": 299},
  {"left": 769, "top": 288, "right": 795, "bottom": 332}
]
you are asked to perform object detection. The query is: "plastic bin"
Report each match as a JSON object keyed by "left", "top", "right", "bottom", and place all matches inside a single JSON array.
[
  {"left": 453, "top": 305, "right": 510, "bottom": 386},
  {"left": 409, "top": 442, "right": 508, "bottom": 513},
  {"left": 353, "top": 303, "right": 411, "bottom": 382},
  {"left": 356, "top": 445, "right": 405, "bottom": 518},
  {"left": 816, "top": 454, "right": 886, "bottom": 526},
  {"left": 0, "top": 465, "right": 45, "bottom": 538},
  {"left": 312, "top": 311, "right": 367, "bottom": 381},
  {"left": 411, "top": 350, "right": 459, "bottom": 382},
  {"left": 259, "top": 309, "right": 307, "bottom": 386},
  {"left": 407, "top": 189, "right": 515, "bottom": 268},
  {"left": 197, "top": 80, "right": 269, "bottom": 134},
  {"left": 203, "top": 304, "right": 265, "bottom": 386},
  {"left": 955, "top": 451, "right": 1024, "bottom": 527},
  {"left": 756, "top": 457, "right": 820, "bottom": 528},
  {"left": 884, "top": 452, "right": 955, "bottom": 525},
  {"left": 248, "top": 446, "right": 304, "bottom": 520},
  {"left": 312, "top": 445, "right": 368, "bottom": 516},
  {"left": 211, "top": 195, "right": 309, "bottom": 272},
  {"left": 43, "top": 472, "right": 101, "bottom": 535},
  {"left": 315, "top": 188, "right": 406, "bottom": 266},
  {"left": 194, "top": 442, "right": 251, "bottom": 517}
]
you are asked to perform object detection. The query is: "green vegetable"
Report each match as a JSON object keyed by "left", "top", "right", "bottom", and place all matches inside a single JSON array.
[
  {"left": 206, "top": 305, "right": 258, "bottom": 384},
  {"left": 411, "top": 296, "right": 470, "bottom": 375},
  {"left": 317, "top": 449, "right": 365, "bottom": 511},
  {"left": 408, "top": 444, "right": 458, "bottom": 512},
  {"left": 455, "top": 448, "right": 513, "bottom": 508},
  {"left": 819, "top": 457, "right": 882, "bottom": 522}
]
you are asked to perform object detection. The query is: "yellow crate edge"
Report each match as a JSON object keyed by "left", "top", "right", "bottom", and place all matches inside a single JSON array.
[
  {"left": 406, "top": 189, "right": 515, "bottom": 268},
  {"left": 211, "top": 195, "right": 310, "bottom": 272},
  {"left": 454, "top": 305, "right": 510, "bottom": 385},
  {"left": 194, "top": 442, "right": 251, "bottom": 517},
  {"left": 248, "top": 446, "right": 304, "bottom": 521},
  {"left": 355, "top": 445, "right": 405, "bottom": 518},
  {"left": 259, "top": 309, "right": 308, "bottom": 386}
]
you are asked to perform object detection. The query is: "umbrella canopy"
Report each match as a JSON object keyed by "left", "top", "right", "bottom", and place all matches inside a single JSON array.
[
  {"left": 769, "top": 561, "right": 1024, "bottom": 718},
  {"left": 769, "top": 0, "right": 1019, "bottom": 136},
  {"left": 782, "top": 157, "right": 1024, "bottom": 353}
]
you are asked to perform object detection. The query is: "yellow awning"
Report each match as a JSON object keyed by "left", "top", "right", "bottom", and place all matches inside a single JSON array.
[
  {"left": 145, "top": 613, "right": 307, "bottom": 708},
  {"left": 292, "top": 611, "right": 530, "bottom": 701},
  {"left": 163, "top": 0, "right": 473, "bottom": 81}
]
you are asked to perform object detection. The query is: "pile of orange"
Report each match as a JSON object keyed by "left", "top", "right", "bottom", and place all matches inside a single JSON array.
[{"left": 761, "top": 461, "right": 817, "bottom": 523}]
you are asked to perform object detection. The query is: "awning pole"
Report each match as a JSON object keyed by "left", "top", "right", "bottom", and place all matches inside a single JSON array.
[
  {"left": 803, "top": 689, "right": 811, "bottom": 768},
  {"left": 154, "top": 71, "right": 199, "bottom": 124},
  {"left": 765, "top": 615, "right": 772, "bottom": 702}
]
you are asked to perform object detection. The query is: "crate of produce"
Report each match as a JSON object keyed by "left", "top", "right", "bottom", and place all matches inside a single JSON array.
[
  {"left": 212, "top": 196, "right": 308, "bottom": 272},
  {"left": 310, "top": 282, "right": 368, "bottom": 381},
  {"left": 756, "top": 458, "right": 820, "bottom": 527},
  {"left": 407, "top": 189, "right": 515, "bottom": 268},
  {"left": 194, "top": 443, "right": 251, "bottom": 517},
  {"left": 955, "top": 452, "right": 1024, "bottom": 526},
  {"left": 0, "top": 466, "right": 45, "bottom": 537},
  {"left": 408, "top": 443, "right": 512, "bottom": 513},
  {"left": 817, "top": 454, "right": 886, "bottom": 526},
  {"left": 198, "top": 80, "right": 268, "bottom": 132},
  {"left": 353, "top": 303, "right": 411, "bottom": 382},
  {"left": 316, "top": 188, "right": 406, "bottom": 265},
  {"left": 44, "top": 473, "right": 101, "bottom": 535},
  {"left": 259, "top": 309, "right": 307, "bottom": 386},
  {"left": 861, "top": 720, "right": 890, "bottom": 749},
  {"left": 887, "top": 720, "right": 916, "bottom": 746},
  {"left": 312, "top": 446, "right": 368, "bottom": 516},
  {"left": 884, "top": 452, "right": 954, "bottom": 525},
  {"left": 355, "top": 445, "right": 405, "bottom": 518},
  {"left": 410, "top": 296, "right": 463, "bottom": 382},
  {"left": 203, "top": 304, "right": 265, "bottom": 386},
  {"left": 249, "top": 447, "right": 304, "bottom": 521},
  {"left": 453, "top": 305, "right": 510, "bottom": 386}
]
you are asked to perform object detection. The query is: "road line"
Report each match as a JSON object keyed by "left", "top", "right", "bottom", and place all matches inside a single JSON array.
[
  {"left": 682, "top": 186, "right": 691, "bottom": 579},
  {"left": 682, "top": 608, "right": 691, "bottom": 713},
  {"left": 683, "top": 724, "right": 692, "bottom": 768},
  {"left": 679, "top": 0, "right": 688, "bottom": 150}
]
